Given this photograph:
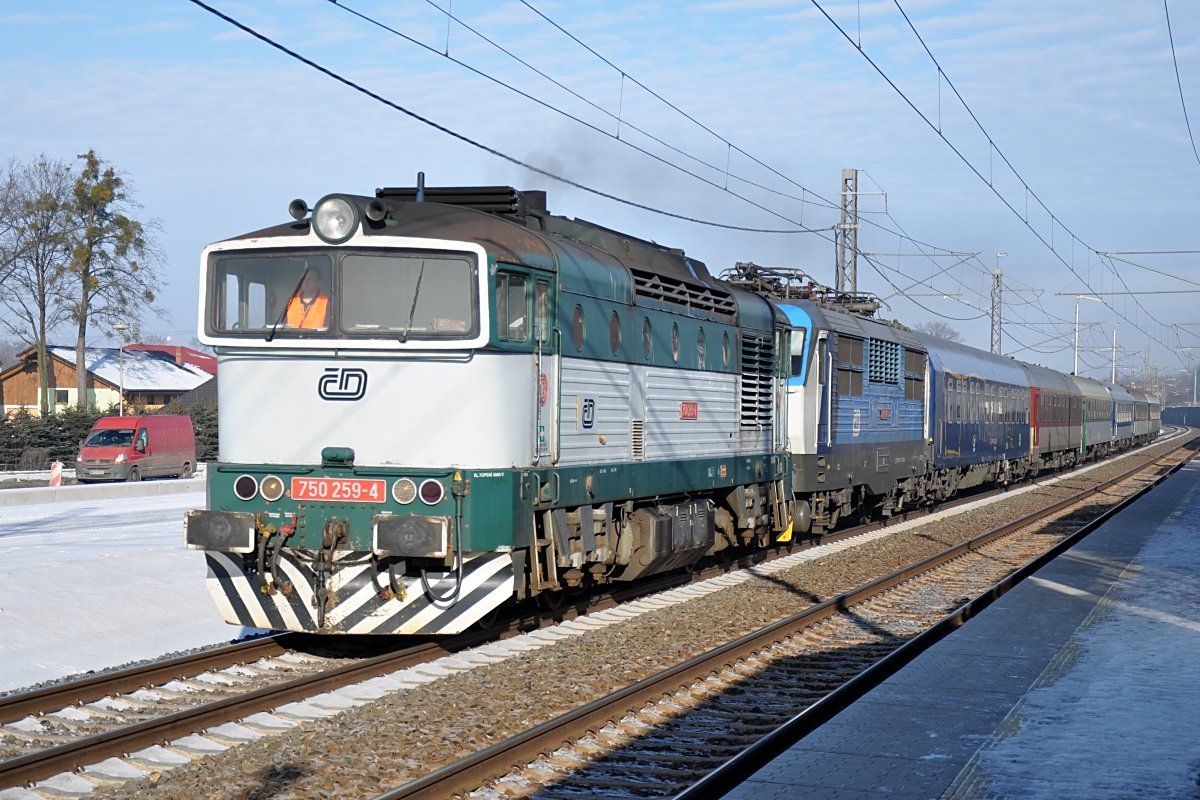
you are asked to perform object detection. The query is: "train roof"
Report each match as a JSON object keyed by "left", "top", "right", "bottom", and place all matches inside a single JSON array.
[
  {"left": 224, "top": 186, "right": 780, "bottom": 331},
  {"left": 1021, "top": 362, "right": 1081, "bottom": 395},
  {"left": 788, "top": 302, "right": 925, "bottom": 350},
  {"left": 910, "top": 333, "right": 1030, "bottom": 386},
  {"left": 1069, "top": 373, "right": 1110, "bottom": 400},
  {"left": 1107, "top": 383, "right": 1135, "bottom": 403}
]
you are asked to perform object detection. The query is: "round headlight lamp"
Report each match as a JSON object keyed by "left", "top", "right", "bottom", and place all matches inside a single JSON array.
[
  {"left": 234, "top": 474, "right": 259, "bottom": 501},
  {"left": 419, "top": 479, "right": 445, "bottom": 505},
  {"left": 312, "top": 195, "right": 359, "bottom": 244},
  {"left": 260, "top": 475, "right": 285, "bottom": 502},
  {"left": 392, "top": 478, "right": 417, "bottom": 504}
]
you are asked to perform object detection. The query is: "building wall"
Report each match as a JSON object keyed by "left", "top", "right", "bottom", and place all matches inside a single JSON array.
[{"left": 0, "top": 357, "right": 116, "bottom": 416}]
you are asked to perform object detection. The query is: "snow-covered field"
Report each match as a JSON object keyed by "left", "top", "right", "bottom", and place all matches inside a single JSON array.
[{"left": 0, "top": 491, "right": 257, "bottom": 693}]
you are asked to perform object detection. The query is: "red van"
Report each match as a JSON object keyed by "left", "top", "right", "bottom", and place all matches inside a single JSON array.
[{"left": 76, "top": 415, "right": 197, "bottom": 483}]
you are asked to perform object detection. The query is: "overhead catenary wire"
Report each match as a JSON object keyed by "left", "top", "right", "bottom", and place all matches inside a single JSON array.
[
  {"left": 511, "top": 0, "right": 977, "bottom": 256},
  {"left": 1163, "top": 0, "right": 1200, "bottom": 169},
  {"left": 856, "top": 0, "right": 1176, "bottom": 349},
  {"left": 185, "top": 0, "right": 823, "bottom": 235},
  {"left": 327, "top": 0, "right": 842, "bottom": 222},
  {"left": 809, "top": 0, "right": 1180, "bottom": 362},
  {"left": 195, "top": 0, "right": 1024, "bottom": 337}
]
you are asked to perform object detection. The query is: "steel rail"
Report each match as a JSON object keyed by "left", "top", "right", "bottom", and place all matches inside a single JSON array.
[
  {"left": 4, "top": 427, "right": 1176, "bottom": 728},
  {"left": 0, "top": 430, "right": 1182, "bottom": 791},
  {"left": 678, "top": 435, "right": 1198, "bottom": 800},
  {"left": 371, "top": 433, "right": 1196, "bottom": 800},
  {"left": 0, "top": 635, "right": 295, "bottom": 726},
  {"left": 0, "top": 636, "right": 476, "bottom": 789}
]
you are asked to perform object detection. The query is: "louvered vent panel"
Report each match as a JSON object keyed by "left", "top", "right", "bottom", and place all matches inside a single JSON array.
[
  {"left": 868, "top": 339, "right": 901, "bottom": 384},
  {"left": 739, "top": 333, "right": 774, "bottom": 429},
  {"left": 630, "top": 268, "right": 738, "bottom": 319},
  {"left": 631, "top": 419, "right": 645, "bottom": 460}
]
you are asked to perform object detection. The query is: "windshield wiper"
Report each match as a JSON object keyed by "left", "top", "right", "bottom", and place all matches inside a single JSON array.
[
  {"left": 267, "top": 267, "right": 311, "bottom": 343},
  {"left": 399, "top": 261, "right": 426, "bottom": 344}
]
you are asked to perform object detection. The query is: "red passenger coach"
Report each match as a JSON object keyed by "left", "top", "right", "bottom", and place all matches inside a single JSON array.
[{"left": 1023, "top": 363, "right": 1083, "bottom": 470}]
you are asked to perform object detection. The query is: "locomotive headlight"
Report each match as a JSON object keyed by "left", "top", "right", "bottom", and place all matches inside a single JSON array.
[
  {"left": 260, "top": 475, "right": 284, "bottom": 502},
  {"left": 419, "top": 479, "right": 445, "bottom": 505},
  {"left": 392, "top": 478, "right": 417, "bottom": 504},
  {"left": 234, "top": 475, "right": 259, "bottom": 501},
  {"left": 312, "top": 195, "right": 359, "bottom": 244}
]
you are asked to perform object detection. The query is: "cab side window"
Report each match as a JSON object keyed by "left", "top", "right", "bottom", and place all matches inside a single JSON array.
[
  {"left": 496, "top": 273, "right": 529, "bottom": 342},
  {"left": 136, "top": 428, "right": 148, "bottom": 450}
]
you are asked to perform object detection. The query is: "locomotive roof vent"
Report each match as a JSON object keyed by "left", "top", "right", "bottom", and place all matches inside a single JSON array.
[{"left": 374, "top": 184, "right": 546, "bottom": 217}]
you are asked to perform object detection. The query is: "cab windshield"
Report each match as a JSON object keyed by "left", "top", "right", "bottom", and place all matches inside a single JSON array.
[
  {"left": 208, "top": 249, "right": 478, "bottom": 340},
  {"left": 85, "top": 429, "right": 135, "bottom": 447}
]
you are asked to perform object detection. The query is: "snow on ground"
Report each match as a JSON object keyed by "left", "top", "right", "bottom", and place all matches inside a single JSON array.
[
  {"left": 973, "top": 460, "right": 1200, "bottom": 799},
  {"left": 0, "top": 490, "right": 258, "bottom": 693}
]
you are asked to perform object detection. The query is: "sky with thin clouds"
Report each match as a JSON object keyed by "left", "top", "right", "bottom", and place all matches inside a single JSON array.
[{"left": 2, "top": 0, "right": 1198, "bottom": 378}]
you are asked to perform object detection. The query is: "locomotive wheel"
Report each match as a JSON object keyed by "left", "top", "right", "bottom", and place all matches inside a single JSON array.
[{"left": 475, "top": 606, "right": 502, "bottom": 630}]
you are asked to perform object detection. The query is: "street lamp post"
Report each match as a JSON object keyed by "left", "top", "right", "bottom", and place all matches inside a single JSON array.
[
  {"left": 1073, "top": 294, "right": 1103, "bottom": 376},
  {"left": 114, "top": 323, "right": 128, "bottom": 416}
]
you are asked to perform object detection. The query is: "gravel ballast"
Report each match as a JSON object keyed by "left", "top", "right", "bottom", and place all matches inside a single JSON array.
[{"left": 92, "top": 437, "right": 1191, "bottom": 800}]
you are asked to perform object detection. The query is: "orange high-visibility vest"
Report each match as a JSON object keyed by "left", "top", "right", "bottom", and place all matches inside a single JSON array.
[{"left": 286, "top": 295, "right": 329, "bottom": 329}]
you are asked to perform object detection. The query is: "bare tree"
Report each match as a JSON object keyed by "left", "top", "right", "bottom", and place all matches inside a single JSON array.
[
  {"left": 0, "top": 340, "right": 24, "bottom": 368},
  {"left": 914, "top": 320, "right": 963, "bottom": 343},
  {"left": 0, "top": 157, "right": 74, "bottom": 414},
  {"left": 66, "top": 150, "right": 163, "bottom": 406}
]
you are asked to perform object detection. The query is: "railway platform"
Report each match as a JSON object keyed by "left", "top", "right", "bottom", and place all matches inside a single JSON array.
[{"left": 724, "top": 454, "right": 1200, "bottom": 800}]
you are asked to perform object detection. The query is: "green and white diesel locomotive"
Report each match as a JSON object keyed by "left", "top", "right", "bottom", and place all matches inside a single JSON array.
[{"left": 185, "top": 184, "right": 795, "bottom": 634}]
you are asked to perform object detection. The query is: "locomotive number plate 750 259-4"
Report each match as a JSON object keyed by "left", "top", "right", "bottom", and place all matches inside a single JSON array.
[{"left": 291, "top": 477, "right": 387, "bottom": 503}]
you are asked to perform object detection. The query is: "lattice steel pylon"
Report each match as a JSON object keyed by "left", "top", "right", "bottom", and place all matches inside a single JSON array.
[
  {"left": 990, "top": 268, "right": 1004, "bottom": 354},
  {"left": 835, "top": 169, "right": 859, "bottom": 296}
]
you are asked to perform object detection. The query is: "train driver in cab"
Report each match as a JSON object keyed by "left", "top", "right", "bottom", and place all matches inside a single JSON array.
[{"left": 286, "top": 269, "right": 329, "bottom": 329}]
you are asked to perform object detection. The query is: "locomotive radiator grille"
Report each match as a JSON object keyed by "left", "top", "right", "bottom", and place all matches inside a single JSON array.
[{"left": 739, "top": 333, "right": 774, "bottom": 429}]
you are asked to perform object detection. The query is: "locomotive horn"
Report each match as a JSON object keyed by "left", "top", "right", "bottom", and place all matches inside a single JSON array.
[
  {"left": 287, "top": 198, "right": 308, "bottom": 220},
  {"left": 365, "top": 198, "right": 389, "bottom": 222}
]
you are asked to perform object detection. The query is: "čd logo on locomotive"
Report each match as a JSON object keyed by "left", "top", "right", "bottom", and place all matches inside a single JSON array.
[{"left": 318, "top": 367, "right": 368, "bottom": 401}]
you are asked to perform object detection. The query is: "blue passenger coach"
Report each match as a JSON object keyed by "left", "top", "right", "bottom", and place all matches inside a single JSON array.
[{"left": 914, "top": 334, "right": 1031, "bottom": 493}]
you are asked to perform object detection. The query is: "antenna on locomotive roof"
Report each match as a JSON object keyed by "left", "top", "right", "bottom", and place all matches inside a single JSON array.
[{"left": 416, "top": 171, "right": 426, "bottom": 203}]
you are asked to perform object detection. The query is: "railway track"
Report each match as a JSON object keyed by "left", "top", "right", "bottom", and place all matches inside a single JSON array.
[
  {"left": 0, "top": 430, "right": 1186, "bottom": 795},
  {"left": 368, "top": 433, "right": 1196, "bottom": 800}
]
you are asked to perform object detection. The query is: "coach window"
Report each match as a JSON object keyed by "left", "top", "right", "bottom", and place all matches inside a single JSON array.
[
  {"left": 697, "top": 328, "right": 707, "bottom": 367},
  {"left": 837, "top": 337, "right": 865, "bottom": 397},
  {"left": 671, "top": 322, "right": 680, "bottom": 363},
  {"left": 496, "top": 273, "right": 528, "bottom": 342},
  {"left": 609, "top": 311, "right": 621, "bottom": 356},
  {"left": 903, "top": 350, "right": 925, "bottom": 401},
  {"left": 722, "top": 330, "right": 730, "bottom": 367},
  {"left": 643, "top": 318, "right": 654, "bottom": 361}
]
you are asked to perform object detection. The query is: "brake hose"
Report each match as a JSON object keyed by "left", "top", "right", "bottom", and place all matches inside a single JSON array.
[{"left": 419, "top": 490, "right": 465, "bottom": 604}]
